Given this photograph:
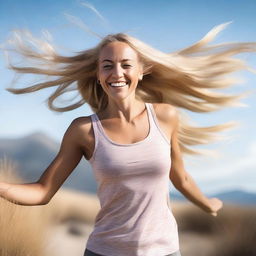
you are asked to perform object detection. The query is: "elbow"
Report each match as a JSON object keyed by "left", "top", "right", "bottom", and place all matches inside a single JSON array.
[
  {"left": 180, "top": 175, "right": 189, "bottom": 189},
  {"left": 36, "top": 182, "right": 52, "bottom": 205},
  {"left": 173, "top": 180, "right": 187, "bottom": 191},
  {"left": 39, "top": 199, "right": 49, "bottom": 205},
  {"left": 31, "top": 195, "right": 50, "bottom": 206},
  {"left": 40, "top": 194, "right": 51, "bottom": 205},
  {"left": 39, "top": 196, "right": 52, "bottom": 205},
  {"left": 170, "top": 171, "right": 189, "bottom": 190}
]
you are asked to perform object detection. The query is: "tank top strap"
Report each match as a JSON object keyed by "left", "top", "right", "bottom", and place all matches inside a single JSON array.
[
  {"left": 144, "top": 102, "right": 155, "bottom": 133},
  {"left": 89, "top": 114, "right": 100, "bottom": 160},
  {"left": 147, "top": 103, "right": 171, "bottom": 145}
]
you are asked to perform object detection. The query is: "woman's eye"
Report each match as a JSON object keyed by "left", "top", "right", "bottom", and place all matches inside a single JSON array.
[{"left": 102, "top": 64, "right": 131, "bottom": 69}]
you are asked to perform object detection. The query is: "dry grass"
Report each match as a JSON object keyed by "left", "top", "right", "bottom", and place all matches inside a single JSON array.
[
  {"left": 172, "top": 201, "right": 256, "bottom": 256},
  {"left": 0, "top": 156, "right": 52, "bottom": 256},
  {"left": 214, "top": 205, "right": 256, "bottom": 256}
]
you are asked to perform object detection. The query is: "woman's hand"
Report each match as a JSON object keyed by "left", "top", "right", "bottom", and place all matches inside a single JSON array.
[{"left": 207, "top": 197, "right": 223, "bottom": 217}]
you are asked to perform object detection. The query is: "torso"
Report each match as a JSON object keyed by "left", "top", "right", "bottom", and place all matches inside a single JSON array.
[{"left": 75, "top": 103, "right": 175, "bottom": 161}]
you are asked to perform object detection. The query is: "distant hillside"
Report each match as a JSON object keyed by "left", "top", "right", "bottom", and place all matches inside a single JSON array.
[
  {"left": 171, "top": 189, "right": 256, "bottom": 205},
  {"left": 0, "top": 132, "right": 97, "bottom": 194},
  {"left": 213, "top": 190, "right": 256, "bottom": 205}
]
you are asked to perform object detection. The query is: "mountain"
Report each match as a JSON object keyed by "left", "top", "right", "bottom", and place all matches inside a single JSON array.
[
  {"left": 212, "top": 190, "right": 256, "bottom": 205},
  {"left": 170, "top": 189, "right": 256, "bottom": 205},
  {"left": 0, "top": 131, "right": 97, "bottom": 194}
]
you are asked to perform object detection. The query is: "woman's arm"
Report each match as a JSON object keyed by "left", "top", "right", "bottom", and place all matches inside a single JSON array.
[
  {"left": 0, "top": 118, "right": 85, "bottom": 206},
  {"left": 168, "top": 107, "right": 223, "bottom": 216},
  {"left": 0, "top": 182, "right": 46, "bottom": 206}
]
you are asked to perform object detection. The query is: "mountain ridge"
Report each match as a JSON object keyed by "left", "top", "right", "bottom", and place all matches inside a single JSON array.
[{"left": 171, "top": 189, "right": 256, "bottom": 204}]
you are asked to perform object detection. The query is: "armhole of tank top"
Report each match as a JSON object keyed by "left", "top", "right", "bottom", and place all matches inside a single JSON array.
[
  {"left": 149, "top": 103, "right": 171, "bottom": 145},
  {"left": 166, "top": 192, "right": 172, "bottom": 212},
  {"left": 88, "top": 114, "right": 99, "bottom": 162}
]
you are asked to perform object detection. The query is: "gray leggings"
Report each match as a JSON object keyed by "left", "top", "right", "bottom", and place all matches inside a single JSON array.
[{"left": 84, "top": 248, "right": 181, "bottom": 256}]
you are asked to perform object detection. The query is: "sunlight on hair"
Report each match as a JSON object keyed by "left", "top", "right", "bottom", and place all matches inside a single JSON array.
[{"left": 177, "top": 21, "right": 234, "bottom": 55}]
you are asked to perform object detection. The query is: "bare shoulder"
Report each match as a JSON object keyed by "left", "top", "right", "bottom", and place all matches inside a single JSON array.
[
  {"left": 69, "top": 115, "right": 93, "bottom": 138},
  {"left": 70, "top": 116, "right": 92, "bottom": 128},
  {"left": 150, "top": 103, "right": 178, "bottom": 141},
  {"left": 152, "top": 103, "right": 178, "bottom": 124},
  {"left": 67, "top": 116, "right": 91, "bottom": 135},
  {"left": 66, "top": 116, "right": 94, "bottom": 159}
]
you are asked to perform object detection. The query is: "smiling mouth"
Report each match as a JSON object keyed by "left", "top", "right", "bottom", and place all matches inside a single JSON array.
[{"left": 108, "top": 82, "right": 130, "bottom": 87}]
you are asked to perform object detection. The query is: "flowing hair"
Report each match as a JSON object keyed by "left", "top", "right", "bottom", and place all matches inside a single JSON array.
[{"left": 3, "top": 22, "right": 256, "bottom": 156}]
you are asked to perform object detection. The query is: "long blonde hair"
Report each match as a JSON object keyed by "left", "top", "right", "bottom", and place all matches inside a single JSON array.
[{"left": 4, "top": 22, "right": 256, "bottom": 156}]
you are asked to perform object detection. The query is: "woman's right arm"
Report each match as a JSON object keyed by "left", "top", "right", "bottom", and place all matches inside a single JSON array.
[
  {"left": 168, "top": 106, "right": 223, "bottom": 216},
  {"left": 0, "top": 118, "right": 85, "bottom": 206}
]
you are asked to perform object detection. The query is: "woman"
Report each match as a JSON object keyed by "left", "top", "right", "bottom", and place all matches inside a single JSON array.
[{"left": 1, "top": 22, "right": 255, "bottom": 256}]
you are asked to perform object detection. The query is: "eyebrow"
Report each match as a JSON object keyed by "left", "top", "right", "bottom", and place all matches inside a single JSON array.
[{"left": 101, "top": 59, "right": 132, "bottom": 63}]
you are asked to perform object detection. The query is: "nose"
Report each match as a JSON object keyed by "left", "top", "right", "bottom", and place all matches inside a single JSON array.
[{"left": 112, "top": 64, "right": 124, "bottom": 78}]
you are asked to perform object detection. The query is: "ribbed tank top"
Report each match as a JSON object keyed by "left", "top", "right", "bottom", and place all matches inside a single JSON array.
[{"left": 86, "top": 102, "right": 179, "bottom": 256}]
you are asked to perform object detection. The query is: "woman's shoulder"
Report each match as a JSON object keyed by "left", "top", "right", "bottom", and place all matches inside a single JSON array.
[
  {"left": 67, "top": 115, "right": 94, "bottom": 142},
  {"left": 151, "top": 102, "right": 178, "bottom": 123},
  {"left": 64, "top": 115, "right": 95, "bottom": 159},
  {"left": 67, "top": 115, "right": 92, "bottom": 130}
]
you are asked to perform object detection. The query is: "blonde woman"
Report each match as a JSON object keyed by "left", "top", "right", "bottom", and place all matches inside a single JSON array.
[{"left": 1, "top": 22, "right": 256, "bottom": 256}]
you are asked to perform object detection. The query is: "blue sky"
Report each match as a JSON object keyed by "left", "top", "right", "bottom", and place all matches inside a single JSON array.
[{"left": 0, "top": 0, "right": 256, "bottom": 194}]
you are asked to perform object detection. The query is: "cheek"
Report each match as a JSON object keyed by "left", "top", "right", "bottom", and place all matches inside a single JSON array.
[
  {"left": 98, "top": 71, "right": 110, "bottom": 81},
  {"left": 98, "top": 68, "right": 106, "bottom": 75},
  {"left": 127, "top": 69, "right": 139, "bottom": 77}
]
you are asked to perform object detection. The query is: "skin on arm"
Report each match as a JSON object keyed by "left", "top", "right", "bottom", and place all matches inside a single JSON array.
[
  {"left": 0, "top": 118, "right": 84, "bottom": 206},
  {"left": 168, "top": 106, "right": 223, "bottom": 217}
]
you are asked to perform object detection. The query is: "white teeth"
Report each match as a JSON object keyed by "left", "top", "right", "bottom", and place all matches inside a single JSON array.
[{"left": 109, "top": 82, "right": 128, "bottom": 87}]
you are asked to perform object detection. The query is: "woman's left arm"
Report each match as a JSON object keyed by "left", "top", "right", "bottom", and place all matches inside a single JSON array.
[{"left": 168, "top": 107, "right": 223, "bottom": 217}]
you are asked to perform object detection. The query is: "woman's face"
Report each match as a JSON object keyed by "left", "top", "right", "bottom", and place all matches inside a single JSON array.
[{"left": 97, "top": 41, "right": 143, "bottom": 101}]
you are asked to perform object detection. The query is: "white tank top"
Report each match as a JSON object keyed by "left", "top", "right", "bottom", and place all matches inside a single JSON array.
[{"left": 86, "top": 102, "right": 180, "bottom": 256}]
